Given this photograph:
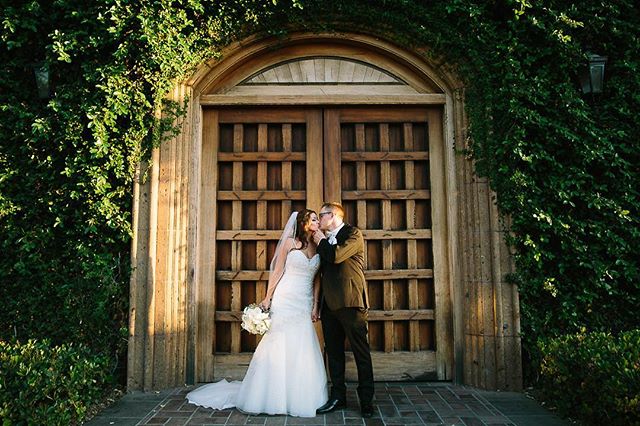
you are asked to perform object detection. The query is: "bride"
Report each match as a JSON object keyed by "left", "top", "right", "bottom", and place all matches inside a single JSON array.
[{"left": 186, "top": 209, "right": 328, "bottom": 417}]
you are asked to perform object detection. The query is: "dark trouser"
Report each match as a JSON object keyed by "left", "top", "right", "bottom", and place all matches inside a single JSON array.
[{"left": 321, "top": 306, "right": 374, "bottom": 406}]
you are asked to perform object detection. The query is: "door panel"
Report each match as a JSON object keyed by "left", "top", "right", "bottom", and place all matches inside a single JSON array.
[
  {"left": 208, "top": 108, "right": 323, "bottom": 379},
  {"left": 324, "top": 108, "right": 451, "bottom": 380},
  {"left": 200, "top": 106, "right": 451, "bottom": 382}
]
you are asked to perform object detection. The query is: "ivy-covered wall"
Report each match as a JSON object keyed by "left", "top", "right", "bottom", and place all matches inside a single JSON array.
[{"left": 1, "top": 0, "right": 638, "bottom": 382}]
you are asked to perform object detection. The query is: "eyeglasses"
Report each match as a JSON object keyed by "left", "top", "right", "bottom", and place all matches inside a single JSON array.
[{"left": 319, "top": 211, "right": 333, "bottom": 218}]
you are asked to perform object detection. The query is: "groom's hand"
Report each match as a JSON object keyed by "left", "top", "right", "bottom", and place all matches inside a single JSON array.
[
  {"left": 312, "top": 306, "right": 320, "bottom": 322},
  {"left": 312, "top": 230, "right": 326, "bottom": 245}
]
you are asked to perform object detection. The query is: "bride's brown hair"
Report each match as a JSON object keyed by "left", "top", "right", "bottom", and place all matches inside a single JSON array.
[{"left": 294, "top": 209, "right": 316, "bottom": 250}]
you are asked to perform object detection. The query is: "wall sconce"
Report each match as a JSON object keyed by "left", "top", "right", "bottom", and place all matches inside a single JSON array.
[
  {"left": 580, "top": 53, "right": 607, "bottom": 94},
  {"left": 32, "top": 61, "right": 50, "bottom": 99}
]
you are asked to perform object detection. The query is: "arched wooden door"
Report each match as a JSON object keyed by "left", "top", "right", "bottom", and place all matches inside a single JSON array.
[
  {"left": 199, "top": 105, "right": 452, "bottom": 382},
  {"left": 129, "top": 34, "right": 522, "bottom": 392}
]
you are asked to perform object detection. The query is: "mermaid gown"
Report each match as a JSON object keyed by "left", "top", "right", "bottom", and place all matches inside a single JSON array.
[{"left": 186, "top": 250, "right": 328, "bottom": 417}]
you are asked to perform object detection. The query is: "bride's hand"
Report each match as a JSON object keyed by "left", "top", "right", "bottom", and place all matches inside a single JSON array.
[
  {"left": 259, "top": 298, "right": 271, "bottom": 311},
  {"left": 312, "top": 304, "right": 320, "bottom": 322}
]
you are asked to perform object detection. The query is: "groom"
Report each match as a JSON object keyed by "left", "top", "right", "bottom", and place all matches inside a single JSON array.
[{"left": 313, "top": 202, "right": 374, "bottom": 418}]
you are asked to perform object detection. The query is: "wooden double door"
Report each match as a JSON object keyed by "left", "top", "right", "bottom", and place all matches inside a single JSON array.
[{"left": 201, "top": 106, "right": 453, "bottom": 382}]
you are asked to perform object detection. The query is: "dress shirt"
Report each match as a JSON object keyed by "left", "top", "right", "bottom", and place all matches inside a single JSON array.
[{"left": 326, "top": 223, "right": 345, "bottom": 245}]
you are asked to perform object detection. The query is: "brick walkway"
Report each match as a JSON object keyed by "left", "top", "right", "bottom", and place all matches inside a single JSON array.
[{"left": 85, "top": 382, "right": 567, "bottom": 426}]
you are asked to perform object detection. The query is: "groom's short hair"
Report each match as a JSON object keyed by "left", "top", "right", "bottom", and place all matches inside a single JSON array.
[{"left": 322, "top": 202, "right": 345, "bottom": 219}]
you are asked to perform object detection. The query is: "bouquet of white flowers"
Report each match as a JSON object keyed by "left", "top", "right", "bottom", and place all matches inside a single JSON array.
[{"left": 241, "top": 304, "right": 272, "bottom": 335}]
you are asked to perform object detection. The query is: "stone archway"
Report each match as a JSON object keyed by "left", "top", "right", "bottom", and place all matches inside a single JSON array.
[{"left": 127, "top": 32, "right": 522, "bottom": 392}]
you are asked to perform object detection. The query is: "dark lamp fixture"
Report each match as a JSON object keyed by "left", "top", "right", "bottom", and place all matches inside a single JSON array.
[
  {"left": 580, "top": 53, "right": 607, "bottom": 94},
  {"left": 32, "top": 61, "right": 50, "bottom": 99}
]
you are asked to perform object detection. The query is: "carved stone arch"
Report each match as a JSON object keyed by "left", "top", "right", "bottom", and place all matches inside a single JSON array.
[
  {"left": 188, "top": 33, "right": 456, "bottom": 95},
  {"left": 127, "top": 31, "right": 522, "bottom": 392}
]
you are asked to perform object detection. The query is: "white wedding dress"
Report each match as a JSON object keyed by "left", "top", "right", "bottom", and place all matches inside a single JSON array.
[{"left": 186, "top": 250, "right": 328, "bottom": 417}]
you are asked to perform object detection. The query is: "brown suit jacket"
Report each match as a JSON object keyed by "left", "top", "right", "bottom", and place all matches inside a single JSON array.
[{"left": 317, "top": 223, "right": 369, "bottom": 310}]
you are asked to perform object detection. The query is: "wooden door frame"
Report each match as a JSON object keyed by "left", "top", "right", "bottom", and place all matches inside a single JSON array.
[{"left": 129, "top": 31, "right": 523, "bottom": 391}]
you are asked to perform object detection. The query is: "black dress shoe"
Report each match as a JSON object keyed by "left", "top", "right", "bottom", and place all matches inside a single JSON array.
[
  {"left": 361, "top": 404, "right": 374, "bottom": 418},
  {"left": 316, "top": 398, "right": 346, "bottom": 414}
]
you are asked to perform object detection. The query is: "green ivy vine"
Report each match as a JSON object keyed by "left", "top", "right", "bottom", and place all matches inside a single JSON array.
[{"left": 1, "top": 0, "right": 638, "bottom": 384}]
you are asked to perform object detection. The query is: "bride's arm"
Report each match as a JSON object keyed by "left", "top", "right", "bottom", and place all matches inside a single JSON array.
[
  {"left": 311, "top": 274, "right": 321, "bottom": 321},
  {"left": 260, "top": 238, "right": 294, "bottom": 309}
]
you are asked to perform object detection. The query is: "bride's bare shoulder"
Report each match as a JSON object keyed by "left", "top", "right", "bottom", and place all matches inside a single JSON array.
[{"left": 283, "top": 238, "right": 299, "bottom": 251}]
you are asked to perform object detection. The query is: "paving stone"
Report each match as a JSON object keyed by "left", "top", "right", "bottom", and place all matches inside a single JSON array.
[
  {"left": 441, "top": 417, "right": 465, "bottom": 426},
  {"left": 382, "top": 420, "right": 416, "bottom": 426},
  {"left": 412, "top": 403, "right": 432, "bottom": 410},
  {"left": 157, "top": 410, "right": 192, "bottom": 417},
  {"left": 454, "top": 389, "right": 477, "bottom": 401},
  {"left": 192, "top": 407, "right": 213, "bottom": 416},
  {"left": 286, "top": 416, "right": 325, "bottom": 425},
  {"left": 85, "top": 382, "right": 569, "bottom": 426},
  {"left": 468, "top": 404, "right": 494, "bottom": 416},
  {"left": 507, "top": 415, "right": 567, "bottom": 426},
  {"left": 377, "top": 404, "right": 399, "bottom": 417},
  {"left": 178, "top": 403, "right": 199, "bottom": 412},
  {"left": 324, "top": 410, "right": 345, "bottom": 424},
  {"left": 202, "top": 418, "right": 228, "bottom": 425},
  {"left": 372, "top": 395, "right": 391, "bottom": 402},
  {"left": 343, "top": 407, "right": 361, "bottom": 417},
  {"left": 391, "top": 395, "right": 411, "bottom": 404},
  {"left": 95, "top": 402, "right": 161, "bottom": 419},
  {"left": 165, "top": 418, "right": 190, "bottom": 426},
  {"left": 396, "top": 403, "right": 416, "bottom": 410},
  {"left": 427, "top": 392, "right": 448, "bottom": 399},
  {"left": 432, "top": 409, "right": 456, "bottom": 417},
  {"left": 418, "top": 410, "right": 442, "bottom": 423},
  {"left": 144, "top": 417, "right": 170, "bottom": 425},
  {"left": 85, "top": 418, "right": 140, "bottom": 426},
  {"left": 395, "top": 415, "right": 422, "bottom": 423},
  {"left": 431, "top": 404, "right": 454, "bottom": 414},
  {"left": 404, "top": 385, "right": 421, "bottom": 394},
  {"left": 160, "top": 399, "right": 186, "bottom": 410},
  {"left": 479, "top": 415, "right": 510, "bottom": 423},
  {"left": 185, "top": 415, "right": 221, "bottom": 425},
  {"left": 460, "top": 416, "right": 485, "bottom": 426},
  {"left": 227, "top": 410, "right": 249, "bottom": 423},
  {"left": 189, "top": 414, "right": 211, "bottom": 423},
  {"left": 449, "top": 402, "right": 468, "bottom": 409},
  {"left": 438, "top": 389, "right": 458, "bottom": 398}
]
